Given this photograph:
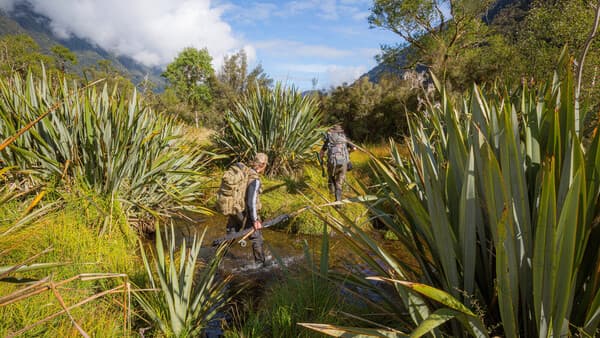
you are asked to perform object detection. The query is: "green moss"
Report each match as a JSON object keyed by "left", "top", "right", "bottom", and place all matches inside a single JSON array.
[{"left": 384, "top": 230, "right": 400, "bottom": 241}]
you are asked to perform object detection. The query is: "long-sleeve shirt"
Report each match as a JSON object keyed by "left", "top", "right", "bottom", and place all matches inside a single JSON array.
[{"left": 246, "top": 177, "right": 261, "bottom": 222}]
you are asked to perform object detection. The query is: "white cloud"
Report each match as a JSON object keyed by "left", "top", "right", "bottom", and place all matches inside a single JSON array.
[
  {"left": 278, "top": 0, "right": 341, "bottom": 21},
  {"left": 279, "top": 63, "right": 367, "bottom": 87},
  {"left": 256, "top": 39, "right": 352, "bottom": 59},
  {"left": 1, "top": 0, "right": 246, "bottom": 68},
  {"left": 326, "top": 65, "right": 367, "bottom": 86},
  {"left": 0, "top": 0, "right": 17, "bottom": 11},
  {"left": 224, "top": 2, "right": 277, "bottom": 24}
]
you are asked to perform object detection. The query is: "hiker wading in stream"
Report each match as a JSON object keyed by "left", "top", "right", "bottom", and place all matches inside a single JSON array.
[
  {"left": 320, "top": 124, "right": 356, "bottom": 204},
  {"left": 223, "top": 153, "right": 269, "bottom": 265}
]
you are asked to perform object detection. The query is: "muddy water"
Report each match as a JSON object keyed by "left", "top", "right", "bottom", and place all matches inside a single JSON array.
[{"left": 174, "top": 214, "right": 324, "bottom": 272}]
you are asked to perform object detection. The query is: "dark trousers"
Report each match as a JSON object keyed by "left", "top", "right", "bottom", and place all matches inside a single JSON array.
[
  {"left": 226, "top": 212, "right": 265, "bottom": 263},
  {"left": 327, "top": 162, "right": 347, "bottom": 201}
]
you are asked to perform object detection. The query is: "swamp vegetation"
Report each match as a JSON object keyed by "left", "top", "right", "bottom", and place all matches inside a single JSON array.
[
  {"left": 2, "top": 51, "right": 599, "bottom": 336},
  {"left": 1, "top": 1, "right": 600, "bottom": 336}
]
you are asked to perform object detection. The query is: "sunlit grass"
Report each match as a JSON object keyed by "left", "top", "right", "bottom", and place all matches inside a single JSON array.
[{"left": 0, "top": 191, "right": 141, "bottom": 337}]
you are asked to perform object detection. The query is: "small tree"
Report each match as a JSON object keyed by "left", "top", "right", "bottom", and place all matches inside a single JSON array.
[
  {"left": 51, "top": 44, "right": 78, "bottom": 73},
  {"left": 0, "top": 34, "right": 53, "bottom": 77},
  {"left": 162, "top": 47, "right": 214, "bottom": 127},
  {"left": 369, "top": 0, "right": 495, "bottom": 76}
]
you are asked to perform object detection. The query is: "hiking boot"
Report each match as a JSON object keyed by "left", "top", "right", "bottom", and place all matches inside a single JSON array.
[{"left": 335, "top": 188, "right": 343, "bottom": 203}]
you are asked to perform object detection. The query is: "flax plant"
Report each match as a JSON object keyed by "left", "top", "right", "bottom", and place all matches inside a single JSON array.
[
  {"left": 217, "top": 82, "right": 324, "bottom": 176},
  {"left": 0, "top": 69, "right": 212, "bottom": 226},
  {"left": 133, "top": 224, "right": 234, "bottom": 337},
  {"left": 302, "top": 52, "right": 600, "bottom": 337},
  {"left": 1, "top": 105, "right": 132, "bottom": 337}
]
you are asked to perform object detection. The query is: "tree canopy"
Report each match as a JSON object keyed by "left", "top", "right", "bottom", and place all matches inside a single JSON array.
[{"left": 162, "top": 47, "right": 215, "bottom": 116}]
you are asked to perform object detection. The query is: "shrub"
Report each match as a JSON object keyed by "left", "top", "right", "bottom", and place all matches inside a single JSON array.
[
  {"left": 216, "top": 83, "right": 324, "bottom": 176},
  {"left": 0, "top": 70, "right": 213, "bottom": 229}
]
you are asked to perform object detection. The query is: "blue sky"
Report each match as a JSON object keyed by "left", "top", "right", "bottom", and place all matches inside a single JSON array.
[
  {"left": 221, "top": 0, "right": 399, "bottom": 90},
  {"left": 0, "top": 0, "right": 400, "bottom": 90}
]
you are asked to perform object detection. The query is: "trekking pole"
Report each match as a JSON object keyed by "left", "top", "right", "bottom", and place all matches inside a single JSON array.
[
  {"left": 236, "top": 206, "right": 311, "bottom": 246},
  {"left": 212, "top": 206, "right": 312, "bottom": 247},
  {"left": 315, "top": 151, "right": 325, "bottom": 177}
]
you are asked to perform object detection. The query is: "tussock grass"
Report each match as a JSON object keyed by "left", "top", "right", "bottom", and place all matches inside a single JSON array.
[
  {"left": 0, "top": 192, "right": 142, "bottom": 337},
  {"left": 228, "top": 273, "right": 346, "bottom": 338}
]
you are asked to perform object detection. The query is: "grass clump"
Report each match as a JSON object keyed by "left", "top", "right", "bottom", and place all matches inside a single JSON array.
[
  {"left": 0, "top": 189, "right": 142, "bottom": 337},
  {"left": 232, "top": 273, "right": 347, "bottom": 337},
  {"left": 133, "top": 224, "right": 234, "bottom": 337},
  {"left": 215, "top": 83, "right": 324, "bottom": 176},
  {"left": 225, "top": 226, "right": 366, "bottom": 338},
  {"left": 260, "top": 162, "right": 371, "bottom": 235}
]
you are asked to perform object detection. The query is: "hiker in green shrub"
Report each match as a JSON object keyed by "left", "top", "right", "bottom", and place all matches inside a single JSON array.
[
  {"left": 217, "top": 153, "right": 269, "bottom": 264},
  {"left": 319, "top": 124, "right": 356, "bottom": 203}
]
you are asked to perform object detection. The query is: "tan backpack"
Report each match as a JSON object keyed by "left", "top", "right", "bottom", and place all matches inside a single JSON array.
[{"left": 215, "top": 163, "right": 254, "bottom": 215}]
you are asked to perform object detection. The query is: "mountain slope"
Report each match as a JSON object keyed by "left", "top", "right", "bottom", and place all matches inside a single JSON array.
[
  {"left": 363, "top": 0, "right": 531, "bottom": 83},
  {"left": 0, "top": 2, "right": 166, "bottom": 90}
]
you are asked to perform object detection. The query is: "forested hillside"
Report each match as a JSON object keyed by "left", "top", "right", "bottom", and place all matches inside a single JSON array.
[{"left": 325, "top": 0, "right": 600, "bottom": 142}]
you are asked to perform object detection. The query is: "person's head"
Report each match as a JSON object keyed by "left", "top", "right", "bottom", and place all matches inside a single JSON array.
[
  {"left": 330, "top": 124, "right": 343, "bottom": 133},
  {"left": 251, "top": 152, "right": 268, "bottom": 174}
]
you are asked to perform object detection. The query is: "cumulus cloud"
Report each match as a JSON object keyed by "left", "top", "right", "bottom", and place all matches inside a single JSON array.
[
  {"left": 326, "top": 65, "right": 367, "bottom": 86},
  {"left": 0, "top": 0, "right": 246, "bottom": 68}
]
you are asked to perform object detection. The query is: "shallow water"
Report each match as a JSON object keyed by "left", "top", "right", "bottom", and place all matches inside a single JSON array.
[
  {"left": 171, "top": 213, "right": 415, "bottom": 276},
  {"left": 166, "top": 213, "right": 415, "bottom": 336},
  {"left": 172, "top": 214, "right": 308, "bottom": 271}
]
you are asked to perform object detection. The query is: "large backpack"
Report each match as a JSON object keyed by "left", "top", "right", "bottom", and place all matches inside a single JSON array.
[
  {"left": 215, "top": 163, "right": 253, "bottom": 216},
  {"left": 326, "top": 132, "right": 350, "bottom": 167}
]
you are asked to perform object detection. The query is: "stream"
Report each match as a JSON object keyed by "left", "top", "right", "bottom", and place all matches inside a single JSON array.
[
  {"left": 165, "top": 213, "right": 413, "bottom": 337},
  {"left": 171, "top": 212, "right": 415, "bottom": 279},
  {"left": 173, "top": 214, "right": 309, "bottom": 272}
]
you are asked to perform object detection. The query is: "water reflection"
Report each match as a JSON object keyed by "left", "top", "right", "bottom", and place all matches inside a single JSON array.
[{"left": 172, "top": 214, "right": 308, "bottom": 273}]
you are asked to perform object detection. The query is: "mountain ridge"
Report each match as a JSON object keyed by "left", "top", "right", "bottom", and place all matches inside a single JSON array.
[{"left": 0, "top": 2, "right": 166, "bottom": 90}]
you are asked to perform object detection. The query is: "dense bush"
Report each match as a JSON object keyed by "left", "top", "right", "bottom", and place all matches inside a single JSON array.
[
  {"left": 216, "top": 83, "right": 324, "bottom": 176},
  {"left": 0, "top": 70, "right": 212, "bottom": 230}
]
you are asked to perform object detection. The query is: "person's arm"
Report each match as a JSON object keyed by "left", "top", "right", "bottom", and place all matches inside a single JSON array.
[
  {"left": 246, "top": 179, "right": 262, "bottom": 229},
  {"left": 320, "top": 135, "right": 328, "bottom": 158},
  {"left": 347, "top": 140, "right": 357, "bottom": 152}
]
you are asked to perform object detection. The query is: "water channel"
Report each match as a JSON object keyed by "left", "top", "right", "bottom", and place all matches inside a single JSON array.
[{"left": 165, "top": 213, "right": 413, "bottom": 336}]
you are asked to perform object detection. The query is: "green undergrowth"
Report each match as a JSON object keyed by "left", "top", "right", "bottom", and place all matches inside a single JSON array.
[
  {"left": 260, "top": 156, "right": 372, "bottom": 235},
  {"left": 226, "top": 272, "right": 356, "bottom": 338},
  {"left": 0, "top": 190, "right": 143, "bottom": 337},
  {"left": 207, "top": 150, "right": 375, "bottom": 235},
  {"left": 224, "top": 227, "right": 378, "bottom": 338}
]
